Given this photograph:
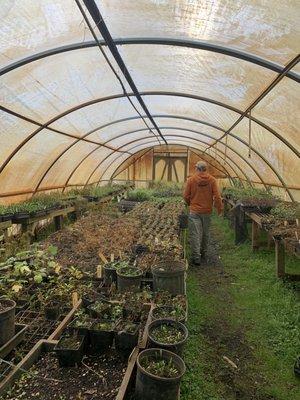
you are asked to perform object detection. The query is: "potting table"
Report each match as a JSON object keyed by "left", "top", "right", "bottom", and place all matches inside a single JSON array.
[
  {"left": 20, "top": 206, "right": 76, "bottom": 235},
  {"left": 223, "top": 198, "right": 300, "bottom": 280}
]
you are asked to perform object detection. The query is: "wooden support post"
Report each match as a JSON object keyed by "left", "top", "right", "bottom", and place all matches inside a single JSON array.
[
  {"left": 251, "top": 220, "right": 260, "bottom": 251},
  {"left": 275, "top": 239, "right": 285, "bottom": 278},
  {"left": 54, "top": 215, "right": 63, "bottom": 231},
  {"left": 234, "top": 207, "right": 248, "bottom": 245}
]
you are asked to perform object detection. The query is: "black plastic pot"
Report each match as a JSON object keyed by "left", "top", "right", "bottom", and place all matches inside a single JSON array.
[
  {"left": 0, "top": 299, "right": 16, "bottom": 346},
  {"left": 178, "top": 212, "right": 188, "bottom": 229},
  {"left": 87, "top": 301, "right": 110, "bottom": 319},
  {"left": 133, "top": 244, "right": 149, "bottom": 255},
  {"left": 135, "top": 348, "right": 186, "bottom": 400},
  {"left": 152, "top": 261, "right": 186, "bottom": 296},
  {"left": 115, "top": 321, "right": 139, "bottom": 356},
  {"left": 103, "top": 263, "right": 118, "bottom": 286},
  {"left": 151, "top": 305, "right": 186, "bottom": 324},
  {"left": 147, "top": 319, "right": 188, "bottom": 356},
  {"left": 54, "top": 334, "right": 85, "bottom": 367},
  {"left": 117, "top": 267, "right": 143, "bottom": 293},
  {"left": 89, "top": 321, "right": 115, "bottom": 353},
  {"left": 44, "top": 302, "right": 60, "bottom": 320}
]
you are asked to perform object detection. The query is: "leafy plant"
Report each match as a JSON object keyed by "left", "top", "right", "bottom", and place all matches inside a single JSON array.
[
  {"left": 141, "top": 354, "right": 179, "bottom": 378},
  {"left": 150, "top": 323, "right": 185, "bottom": 344}
]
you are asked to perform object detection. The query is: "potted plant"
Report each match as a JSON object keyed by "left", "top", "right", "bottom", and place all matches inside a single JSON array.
[
  {"left": 147, "top": 319, "right": 188, "bottom": 356},
  {"left": 117, "top": 266, "right": 143, "bottom": 293},
  {"left": 102, "top": 260, "right": 129, "bottom": 286},
  {"left": 151, "top": 261, "right": 186, "bottom": 296},
  {"left": 0, "top": 298, "right": 16, "bottom": 346},
  {"left": 89, "top": 320, "right": 115, "bottom": 353},
  {"left": 135, "top": 348, "right": 186, "bottom": 400},
  {"left": 151, "top": 305, "right": 186, "bottom": 324},
  {"left": 87, "top": 300, "right": 111, "bottom": 319},
  {"left": 54, "top": 333, "right": 85, "bottom": 367},
  {"left": 115, "top": 320, "right": 139, "bottom": 356}
]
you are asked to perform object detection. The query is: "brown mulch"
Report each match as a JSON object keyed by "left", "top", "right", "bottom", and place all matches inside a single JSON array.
[
  {"left": 2, "top": 351, "right": 127, "bottom": 400},
  {"left": 44, "top": 210, "right": 140, "bottom": 273}
]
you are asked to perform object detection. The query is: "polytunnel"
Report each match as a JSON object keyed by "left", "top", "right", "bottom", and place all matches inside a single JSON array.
[
  {"left": 0, "top": 2, "right": 300, "bottom": 400},
  {"left": 0, "top": 0, "right": 299, "bottom": 204}
]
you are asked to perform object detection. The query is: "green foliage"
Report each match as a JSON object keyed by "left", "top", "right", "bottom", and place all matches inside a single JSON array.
[
  {"left": 127, "top": 188, "right": 153, "bottom": 202},
  {"left": 151, "top": 181, "right": 183, "bottom": 198},
  {"left": 222, "top": 186, "right": 276, "bottom": 201},
  {"left": 270, "top": 202, "right": 300, "bottom": 220},
  {"left": 141, "top": 356, "right": 180, "bottom": 378}
]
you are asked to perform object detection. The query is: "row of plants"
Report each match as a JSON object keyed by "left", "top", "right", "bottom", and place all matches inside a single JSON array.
[
  {"left": 222, "top": 186, "right": 278, "bottom": 210},
  {"left": 126, "top": 181, "right": 183, "bottom": 203},
  {"left": 0, "top": 183, "right": 129, "bottom": 222}
]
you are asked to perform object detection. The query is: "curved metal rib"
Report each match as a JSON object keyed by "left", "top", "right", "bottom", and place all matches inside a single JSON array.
[
  {"left": 2, "top": 92, "right": 298, "bottom": 191},
  {"left": 92, "top": 135, "right": 253, "bottom": 187},
  {"left": 1, "top": 37, "right": 299, "bottom": 82}
]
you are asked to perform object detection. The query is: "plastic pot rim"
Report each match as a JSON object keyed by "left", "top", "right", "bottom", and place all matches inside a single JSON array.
[
  {"left": 0, "top": 299, "right": 16, "bottom": 315},
  {"left": 148, "top": 318, "right": 188, "bottom": 348},
  {"left": 137, "top": 348, "right": 186, "bottom": 382}
]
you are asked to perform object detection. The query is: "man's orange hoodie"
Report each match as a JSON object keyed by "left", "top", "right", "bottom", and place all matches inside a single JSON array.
[{"left": 183, "top": 172, "right": 223, "bottom": 215}]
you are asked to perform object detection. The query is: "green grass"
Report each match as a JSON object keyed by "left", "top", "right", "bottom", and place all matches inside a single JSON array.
[{"left": 182, "top": 216, "right": 300, "bottom": 400}]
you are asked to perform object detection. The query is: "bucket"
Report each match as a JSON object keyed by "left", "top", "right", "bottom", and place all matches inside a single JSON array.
[
  {"left": 135, "top": 348, "right": 186, "bottom": 400},
  {"left": 147, "top": 319, "right": 188, "bottom": 356},
  {"left": 152, "top": 261, "right": 186, "bottom": 295},
  {"left": 0, "top": 299, "right": 16, "bottom": 346}
]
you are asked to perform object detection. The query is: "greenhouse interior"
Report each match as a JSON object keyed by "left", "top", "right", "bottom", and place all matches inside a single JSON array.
[{"left": 0, "top": 1, "right": 299, "bottom": 399}]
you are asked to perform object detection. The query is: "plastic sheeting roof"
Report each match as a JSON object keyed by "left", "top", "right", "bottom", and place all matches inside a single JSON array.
[{"left": 0, "top": 0, "right": 299, "bottom": 202}]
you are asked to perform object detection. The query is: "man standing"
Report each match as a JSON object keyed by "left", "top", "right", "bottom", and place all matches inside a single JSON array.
[{"left": 183, "top": 161, "right": 223, "bottom": 265}]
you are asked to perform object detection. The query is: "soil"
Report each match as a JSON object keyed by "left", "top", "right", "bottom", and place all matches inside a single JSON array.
[
  {"left": 1, "top": 351, "right": 127, "bottom": 400},
  {"left": 0, "top": 300, "right": 13, "bottom": 312},
  {"left": 192, "top": 229, "right": 277, "bottom": 400}
]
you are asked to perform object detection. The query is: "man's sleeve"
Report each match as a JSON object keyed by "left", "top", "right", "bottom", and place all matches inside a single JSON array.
[
  {"left": 212, "top": 179, "right": 223, "bottom": 214},
  {"left": 183, "top": 179, "right": 191, "bottom": 205}
]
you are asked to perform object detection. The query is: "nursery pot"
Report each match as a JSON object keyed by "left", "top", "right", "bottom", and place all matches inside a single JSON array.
[
  {"left": 115, "top": 321, "right": 139, "bottom": 356},
  {"left": 117, "top": 267, "right": 143, "bottom": 293},
  {"left": 54, "top": 335, "right": 85, "bottom": 367},
  {"left": 178, "top": 212, "right": 188, "bottom": 229},
  {"left": 103, "top": 263, "right": 118, "bottom": 286},
  {"left": 147, "top": 319, "right": 188, "bottom": 356},
  {"left": 44, "top": 302, "right": 60, "bottom": 320},
  {"left": 0, "top": 299, "right": 16, "bottom": 346},
  {"left": 152, "top": 261, "right": 186, "bottom": 296},
  {"left": 135, "top": 348, "right": 186, "bottom": 400},
  {"left": 151, "top": 305, "right": 186, "bottom": 324},
  {"left": 89, "top": 322, "right": 114, "bottom": 353}
]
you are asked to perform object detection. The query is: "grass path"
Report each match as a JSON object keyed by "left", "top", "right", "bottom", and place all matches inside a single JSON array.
[{"left": 181, "top": 216, "right": 300, "bottom": 400}]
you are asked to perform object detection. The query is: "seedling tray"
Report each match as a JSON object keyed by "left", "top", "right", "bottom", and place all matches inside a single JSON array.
[{"left": 0, "top": 324, "right": 27, "bottom": 359}]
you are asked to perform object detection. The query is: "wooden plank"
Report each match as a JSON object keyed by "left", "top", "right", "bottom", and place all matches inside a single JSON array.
[
  {"left": 115, "top": 347, "right": 139, "bottom": 400},
  {"left": 251, "top": 220, "right": 260, "bottom": 251},
  {"left": 139, "top": 304, "right": 153, "bottom": 350},
  {"left": 48, "top": 300, "right": 82, "bottom": 340},
  {"left": 274, "top": 239, "right": 285, "bottom": 278},
  {"left": 0, "top": 339, "right": 45, "bottom": 396}
]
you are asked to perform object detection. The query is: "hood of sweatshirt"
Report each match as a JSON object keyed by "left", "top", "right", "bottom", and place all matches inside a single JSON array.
[{"left": 193, "top": 172, "right": 212, "bottom": 187}]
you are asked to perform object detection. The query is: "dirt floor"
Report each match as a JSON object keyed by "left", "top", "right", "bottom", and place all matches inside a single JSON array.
[
  {"left": 194, "top": 236, "right": 274, "bottom": 399},
  {"left": 182, "top": 222, "right": 300, "bottom": 400}
]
